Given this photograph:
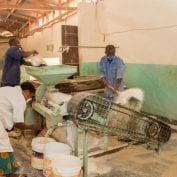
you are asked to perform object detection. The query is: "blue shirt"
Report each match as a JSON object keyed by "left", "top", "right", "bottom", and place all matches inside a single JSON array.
[
  {"left": 99, "top": 55, "right": 125, "bottom": 100},
  {"left": 1, "top": 46, "right": 25, "bottom": 86}
]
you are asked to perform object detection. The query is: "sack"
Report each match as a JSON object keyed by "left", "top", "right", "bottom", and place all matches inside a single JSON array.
[{"left": 30, "top": 54, "right": 45, "bottom": 66}]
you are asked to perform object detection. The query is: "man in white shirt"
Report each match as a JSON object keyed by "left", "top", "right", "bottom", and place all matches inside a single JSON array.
[{"left": 0, "top": 81, "right": 38, "bottom": 177}]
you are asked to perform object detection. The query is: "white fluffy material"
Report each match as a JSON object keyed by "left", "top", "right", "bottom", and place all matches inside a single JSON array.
[
  {"left": 30, "top": 54, "right": 45, "bottom": 66},
  {"left": 114, "top": 88, "right": 144, "bottom": 111}
]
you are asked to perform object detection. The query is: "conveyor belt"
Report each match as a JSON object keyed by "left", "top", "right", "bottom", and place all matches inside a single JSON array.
[{"left": 67, "top": 93, "right": 171, "bottom": 147}]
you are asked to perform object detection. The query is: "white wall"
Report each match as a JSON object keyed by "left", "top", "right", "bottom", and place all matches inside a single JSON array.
[
  {"left": 78, "top": 0, "right": 177, "bottom": 64},
  {"left": 21, "top": 14, "right": 78, "bottom": 60},
  {"left": 21, "top": 0, "right": 177, "bottom": 65},
  {"left": 0, "top": 41, "right": 9, "bottom": 79},
  {"left": 0, "top": 42, "right": 8, "bottom": 59}
]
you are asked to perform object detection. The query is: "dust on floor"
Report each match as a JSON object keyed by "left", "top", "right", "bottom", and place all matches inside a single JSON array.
[{"left": 8, "top": 129, "right": 177, "bottom": 177}]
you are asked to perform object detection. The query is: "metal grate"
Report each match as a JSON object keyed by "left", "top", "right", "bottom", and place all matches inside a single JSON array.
[{"left": 67, "top": 93, "right": 171, "bottom": 147}]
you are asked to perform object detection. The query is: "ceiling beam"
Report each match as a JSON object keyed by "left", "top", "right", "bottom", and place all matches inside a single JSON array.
[
  {"left": 30, "top": 0, "right": 59, "bottom": 8},
  {"left": 19, "top": 9, "right": 77, "bottom": 38},
  {"left": 0, "top": 41, "right": 9, "bottom": 44},
  {"left": 39, "top": 10, "right": 76, "bottom": 29},
  {"left": 58, "top": 0, "right": 62, "bottom": 8},
  {"left": 0, "top": 25, "right": 18, "bottom": 33},
  {"left": 0, "top": 5, "right": 77, "bottom": 11},
  {"left": 0, "top": 18, "right": 24, "bottom": 25},
  {"left": 6, "top": 0, "right": 24, "bottom": 19},
  {"left": 11, "top": 12, "right": 36, "bottom": 21},
  {"left": 19, "top": 21, "right": 29, "bottom": 31}
]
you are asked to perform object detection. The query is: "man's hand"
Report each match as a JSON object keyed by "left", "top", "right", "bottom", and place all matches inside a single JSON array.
[
  {"left": 23, "top": 50, "right": 38, "bottom": 58},
  {"left": 107, "top": 84, "right": 119, "bottom": 96},
  {"left": 100, "top": 77, "right": 119, "bottom": 95},
  {"left": 14, "top": 123, "right": 41, "bottom": 130},
  {"left": 101, "top": 77, "right": 108, "bottom": 87},
  {"left": 29, "top": 123, "right": 41, "bottom": 130}
]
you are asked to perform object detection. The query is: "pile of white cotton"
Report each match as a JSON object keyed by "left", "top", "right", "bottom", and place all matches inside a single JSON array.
[{"left": 114, "top": 88, "right": 144, "bottom": 111}]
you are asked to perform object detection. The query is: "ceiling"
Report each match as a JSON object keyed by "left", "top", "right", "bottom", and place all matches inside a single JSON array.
[{"left": 0, "top": 0, "right": 78, "bottom": 38}]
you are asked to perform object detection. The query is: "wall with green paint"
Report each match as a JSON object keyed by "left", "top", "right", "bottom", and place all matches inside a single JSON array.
[
  {"left": 80, "top": 62, "right": 177, "bottom": 120},
  {"left": 80, "top": 62, "right": 99, "bottom": 76}
]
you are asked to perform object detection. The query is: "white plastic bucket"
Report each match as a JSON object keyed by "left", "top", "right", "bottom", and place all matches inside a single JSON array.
[
  {"left": 31, "top": 137, "right": 56, "bottom": 170},
  {"left": 51, "top": 154, "right": 82, "bottom": 177},
  {"left": 43, "top": 142, "right": 72, "bottom": 177}
]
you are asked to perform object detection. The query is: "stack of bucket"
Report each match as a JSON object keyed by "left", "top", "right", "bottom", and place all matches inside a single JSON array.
[
  {"left": 31, "top": 137, "right": 82, "bottom": 177},
  {"left": 43, "top": 141, "right": 72, "bottom": 176},
  {"left": 31, "top": 137, "right": 56, "bottom": 170}
]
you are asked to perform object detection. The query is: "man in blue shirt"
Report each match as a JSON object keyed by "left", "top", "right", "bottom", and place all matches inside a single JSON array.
[
  {"left": 1, "top": 37, "right": 38, "bottom": 87},
  {"left": 99, "top": 45, "right": 125, "bottom": 101}
]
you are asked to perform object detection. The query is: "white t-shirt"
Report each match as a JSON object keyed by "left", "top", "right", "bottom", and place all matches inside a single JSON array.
[{"left": 0, "top": 86, "right": 26, "bottom": 152}]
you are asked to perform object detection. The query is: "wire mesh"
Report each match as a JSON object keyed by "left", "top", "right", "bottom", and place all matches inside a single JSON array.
[{"left": 67, "top": 93, "right": 171, "bottom": 147}]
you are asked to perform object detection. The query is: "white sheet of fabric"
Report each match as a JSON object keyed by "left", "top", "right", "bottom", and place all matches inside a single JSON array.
[
  {"left": 30, "top": 54, "right": 45, "bottom": 66},
  {"left": 114, "top": 88, "right": 144, "bottom": 111},
  {"left": 0, "top": 86, "right": 26, "bottom": 152}
]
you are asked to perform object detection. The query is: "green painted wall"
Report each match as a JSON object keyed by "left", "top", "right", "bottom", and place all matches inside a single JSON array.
[
  {"left": 80, "top": 62, "right": 99, "bottom": 76},
  {"left": 80, "top": 62, "right": 177, "bottom": 120}
]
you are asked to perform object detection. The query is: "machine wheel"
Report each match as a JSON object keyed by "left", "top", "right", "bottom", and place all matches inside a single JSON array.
[
  {"left": 77, "top": 100, "right": 94, "bottom": 120},
  {"left": 146, "top": 123, "right": 159, "bottom": 138}
]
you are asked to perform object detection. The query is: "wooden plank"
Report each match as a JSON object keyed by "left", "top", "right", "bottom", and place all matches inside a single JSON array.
[
  {"left": 55, "top": 76, "right": 104, "bottom": 93},
  {"left": 79, "top": 143, "right": 129, "bottom": 159}
]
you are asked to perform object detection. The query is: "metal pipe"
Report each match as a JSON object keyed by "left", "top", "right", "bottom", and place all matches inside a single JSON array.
[
  {"left": 59, "top": 45, "right": 119, "bottom": 49},
  {"left": 83, "top": 129, "right": 88, "bottom": 177}
]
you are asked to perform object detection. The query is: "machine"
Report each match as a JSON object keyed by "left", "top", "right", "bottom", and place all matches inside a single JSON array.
[
  {"left": 25, "top": 65, "right": 77, "bottom": 128},
  {"left": 25, "top": 65, "right": 171, "bottom": 177},
  {"left": 68, "top": 92, "right": 171, "bottom": 147},
  {"left": 67, "top": 92, "right": 171, "bottom": 177}
]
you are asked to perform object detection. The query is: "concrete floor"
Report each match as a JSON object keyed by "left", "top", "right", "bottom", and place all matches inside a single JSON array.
[
  {"left": 88, "top": 131, "right": 177, "bottom": 177},
  {"left": 9, "top": 126, "right": 177, "bottom": 177}
]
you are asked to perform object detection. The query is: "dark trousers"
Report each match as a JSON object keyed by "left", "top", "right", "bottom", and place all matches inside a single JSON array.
[{"left": 0, "top": 82, "right": 19, "bottom": 87}]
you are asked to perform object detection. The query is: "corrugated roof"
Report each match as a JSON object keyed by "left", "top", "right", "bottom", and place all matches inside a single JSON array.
[{"left": 0, "top": 0, "right": 78, "bottom": 38}]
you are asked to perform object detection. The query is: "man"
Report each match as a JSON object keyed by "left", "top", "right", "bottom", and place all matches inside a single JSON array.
[
  {"left": 0, "top": 81, "right": 39, "bottom": 177},
  {"left": 99, "top": 45, "right": 125, "bottom": 101},
  {"left": 1, "top": 37, "right": 38, "bottom": 87}
]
